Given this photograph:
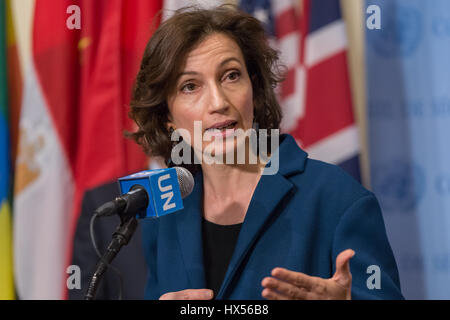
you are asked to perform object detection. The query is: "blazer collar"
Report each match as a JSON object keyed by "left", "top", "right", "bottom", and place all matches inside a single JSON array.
[
  {"left": 175, "top": 134, "right": 308, "bottom": 298},
  {"left": 274, "top": 133, "right": 308, "bottom": 177}
]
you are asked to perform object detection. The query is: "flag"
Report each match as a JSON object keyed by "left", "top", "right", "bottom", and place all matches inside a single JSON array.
[
  {"left": 13, "top": 0, "right": 161, "bottom": 299},
  {"left": 162, "top": 0, "right": 225, "bottom": 20},
  {"left": 4, "top": 0, "right": 22, "bottom": 167},
  {"left": 240, "top": 0, "right": 360, "bottom": 180},
  {"left": 0, "top": 0, "right": 15, "bottom": 300}
]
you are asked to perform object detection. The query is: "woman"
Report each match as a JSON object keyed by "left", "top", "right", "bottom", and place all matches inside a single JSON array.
[{"left": 129, "top": 6, "right": 403, "bottom": 300}]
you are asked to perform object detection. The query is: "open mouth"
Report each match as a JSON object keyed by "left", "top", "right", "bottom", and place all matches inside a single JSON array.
[{"left": 205, "top": 120, "right": 238, "bottom": 133}]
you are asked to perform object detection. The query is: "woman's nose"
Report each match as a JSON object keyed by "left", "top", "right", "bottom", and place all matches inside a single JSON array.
[{"left": 207, "top": 82, "right": 229, "bottom": 113}]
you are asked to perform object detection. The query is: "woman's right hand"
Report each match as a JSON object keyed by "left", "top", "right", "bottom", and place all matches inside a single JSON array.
[{"left": 159, "top": 289, "right": 214, "bottom": 300}]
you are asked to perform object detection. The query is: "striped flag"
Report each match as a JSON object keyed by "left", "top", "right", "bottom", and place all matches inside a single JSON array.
[
  {"left": 0, "top": 0, "right": 15, "bottom": 300},
  {"left": 162, "top": 0, "right": 225, "bottom": 20},
  {"left": 240, "top": 0, "right": 360, "bottom": 180},
  {"left": 13, "top": 0, "right": 160, "bottom": 299}
]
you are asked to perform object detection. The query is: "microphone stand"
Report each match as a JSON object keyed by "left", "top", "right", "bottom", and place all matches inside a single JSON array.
[{"left": 84, "top": 214, "right": 137, "bottom": 300}]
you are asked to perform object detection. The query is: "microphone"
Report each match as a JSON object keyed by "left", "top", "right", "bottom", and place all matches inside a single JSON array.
[
  {"left": 95, "top": 166, "right": 194, "bottom": 219},
  {"left": 84, "top": 166, "right": 194, "bottom": 300}
]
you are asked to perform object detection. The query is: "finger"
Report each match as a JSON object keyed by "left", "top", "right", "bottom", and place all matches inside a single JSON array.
[
  {"left": 332, "top": 249, "right": 355, "bottom": 287},
  {"left": 159, "top": 289, "right": 214, "bottom": 300},
  {"left": 261, "top": 277, "right": 308, "bottom": 300},
  {"left": 261, "top": 288, "right": 291, "bottom": 300},
  {"left": 270, "top": 267, "right": 315, "bottom": 291}
]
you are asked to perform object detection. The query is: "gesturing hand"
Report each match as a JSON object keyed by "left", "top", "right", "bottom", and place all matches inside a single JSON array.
[{"left": 261, "top": 249, "right": 355, "bottom": 300}]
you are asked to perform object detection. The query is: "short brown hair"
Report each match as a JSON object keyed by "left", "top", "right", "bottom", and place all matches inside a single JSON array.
[{"left": 128, "top": 5, "right": 284, "bottom": 165}]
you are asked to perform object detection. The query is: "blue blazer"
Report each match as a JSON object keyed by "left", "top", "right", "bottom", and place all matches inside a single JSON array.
[{"left": 141, "top": 134, "right": 404, "bottom": 300}]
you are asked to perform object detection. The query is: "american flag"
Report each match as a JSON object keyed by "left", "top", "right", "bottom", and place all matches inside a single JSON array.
[{"left": 240, "top": 0, "right": 360, "bottom": 181}]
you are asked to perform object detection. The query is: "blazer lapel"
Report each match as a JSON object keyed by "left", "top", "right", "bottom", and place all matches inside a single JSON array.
[
  {"left": 175, "top": 172, "right": 206, "bottom": 288},
  {"left": 216, "top": 172, "right": 295, "bottom": 299},
  {"left": 216, "top": 134, "right": 307, "bottom": 299}
]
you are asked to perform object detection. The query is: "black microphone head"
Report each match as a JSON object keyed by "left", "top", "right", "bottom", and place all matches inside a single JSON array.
[
  {"left": 94, "top": 199, "right": 123, "bottom": 217},
  {"left": 175, "top": 167, "right": 194, "bottom": 198}
]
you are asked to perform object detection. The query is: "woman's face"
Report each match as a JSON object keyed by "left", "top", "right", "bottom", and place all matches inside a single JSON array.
[{"left": 167, "top": 32, "right": 254, "bottom": 161}]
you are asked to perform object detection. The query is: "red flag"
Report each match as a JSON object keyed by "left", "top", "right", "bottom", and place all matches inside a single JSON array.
[
  {"left": 15, "top": 0, "right": 162, "bottom": 298},
  {"left": 241, "top": 0, "right": 360, "bottom": 180}
]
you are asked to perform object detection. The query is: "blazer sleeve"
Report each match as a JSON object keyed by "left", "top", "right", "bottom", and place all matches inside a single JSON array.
[{"left": 332, "top": 193, "right": 404, "bottom": 300}]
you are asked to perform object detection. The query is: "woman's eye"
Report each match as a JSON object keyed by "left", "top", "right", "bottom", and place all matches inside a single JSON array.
[
  {"left": 181, "top": 83, "right": 197, "bottom": 93},
  {"left": 225, "top": 71, "right": 240, "bottom": 82}
]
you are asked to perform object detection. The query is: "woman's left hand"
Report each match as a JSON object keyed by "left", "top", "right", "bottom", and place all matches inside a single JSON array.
[{"left": 261, "top": 249, "right": 355, "bottom": 300}]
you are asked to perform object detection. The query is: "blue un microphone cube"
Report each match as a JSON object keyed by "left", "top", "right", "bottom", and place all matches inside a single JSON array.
[{"left": 118, "top": 168, "right": 183, "bottom": 219}]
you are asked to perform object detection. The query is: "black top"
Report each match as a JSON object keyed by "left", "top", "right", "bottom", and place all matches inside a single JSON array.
[{"left": 202, "top": 218, "right": 242, "bottom": 298}]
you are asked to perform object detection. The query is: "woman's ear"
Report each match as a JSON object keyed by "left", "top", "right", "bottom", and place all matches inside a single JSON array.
[
  {"left": 166, "top": 121, "right": 176, "bottom": 132},
  {"left": 166, "top": 110, "right": 176, "bottom": 131}
]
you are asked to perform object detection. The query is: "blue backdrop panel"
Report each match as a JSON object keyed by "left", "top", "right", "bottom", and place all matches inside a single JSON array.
[{"left": 366, "top": 0, "right": 450, "bottom": 299}]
